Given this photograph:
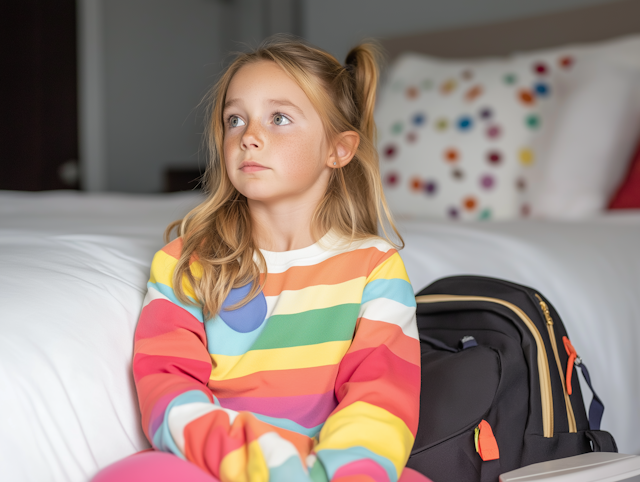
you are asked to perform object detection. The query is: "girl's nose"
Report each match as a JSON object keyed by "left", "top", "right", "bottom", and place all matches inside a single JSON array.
[{"left": 241, "top": 122, "right": 262, "bottom": 150}]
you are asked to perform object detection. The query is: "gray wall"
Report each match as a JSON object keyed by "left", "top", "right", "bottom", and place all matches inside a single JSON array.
[
  {"left": 103, "top": 0, "right": 222, "bottom": 193},
  {"left": 98, "top": 0, "right": 620, "bottom": 193},
  {"left": 304, "top": 0, "right": 621, "bottom": 62}
]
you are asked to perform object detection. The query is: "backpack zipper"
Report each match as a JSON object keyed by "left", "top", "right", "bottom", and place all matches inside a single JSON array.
[
  {"left": 416, "top": 294, "right": 554, "bottom": 438},
  {"left": 535, "top": 293, "right": 577, "bottom": 433}
]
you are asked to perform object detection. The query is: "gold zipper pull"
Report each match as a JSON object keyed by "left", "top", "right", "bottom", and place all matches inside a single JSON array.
[{"left": 535, "top": 293, "right": 553, "bottom": 325}]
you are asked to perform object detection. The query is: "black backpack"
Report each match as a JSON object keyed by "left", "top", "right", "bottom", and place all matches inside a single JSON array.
[{"left": 407, "top": 275, "right": 617, "bottom": 482}]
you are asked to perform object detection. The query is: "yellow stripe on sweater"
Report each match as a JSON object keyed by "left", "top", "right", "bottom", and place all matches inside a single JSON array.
[
  {"left": 365, "top": 252, "right": 411, "bottom": 285},
  {"left": 149, "top": 249, "right": 202, "bottom": 301},
  {"left": 316, "top": 401, "right": 414, "bottom": 477},
  {"left": 218, "top": 439, "right": 269, "bottom": 482},
  {"left": 270, "top": 277, "right": 365, "bottom": 315},
  {"left": 210, "top": 341, "right": 350, "bottom": 381}
]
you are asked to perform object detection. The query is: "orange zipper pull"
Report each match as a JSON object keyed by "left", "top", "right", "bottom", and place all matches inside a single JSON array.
[
  {"left": 476, "top": 420, "right": 500, "bottom": 461},
  {"left": 563, "top": 336, "right": 577, "bottom": 395}
]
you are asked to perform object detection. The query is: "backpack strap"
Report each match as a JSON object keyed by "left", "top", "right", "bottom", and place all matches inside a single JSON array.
[
  {"left": 576, "top": 359, "right": 605, "bottom": 431},
  {"left": 563, "top": 336, "right": 605, "bottom": 431}
]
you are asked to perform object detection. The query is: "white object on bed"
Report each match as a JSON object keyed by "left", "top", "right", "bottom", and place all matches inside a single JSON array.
[
  {"left": 499, "top": 452, "right": 640, "bottom": 482},
  {"left": 0, "top": 191, "right": 638, "bottom": 482}
]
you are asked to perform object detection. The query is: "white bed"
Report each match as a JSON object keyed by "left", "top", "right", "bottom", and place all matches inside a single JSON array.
[{"left": 0, "top": 190, "right": 638, "bottom": 481}]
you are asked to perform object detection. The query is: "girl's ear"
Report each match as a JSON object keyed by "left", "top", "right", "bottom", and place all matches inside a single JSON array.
[{"left": 328, "top": 131, "right": 360, "bottom": 168}]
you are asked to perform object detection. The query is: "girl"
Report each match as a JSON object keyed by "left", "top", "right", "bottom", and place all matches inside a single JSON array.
[{"left": 94, "top": 36, "right": 428, "bottom": 482}]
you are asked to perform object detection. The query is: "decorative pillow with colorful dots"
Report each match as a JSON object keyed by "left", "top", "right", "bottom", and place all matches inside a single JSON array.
[{"left": 376, "top": 53, "right": 564, "bottom": 221}]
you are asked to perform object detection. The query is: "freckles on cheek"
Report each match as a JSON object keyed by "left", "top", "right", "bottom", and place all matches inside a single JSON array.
[{"left": 276, "top": 135, "right": 322, "bottom": 177}]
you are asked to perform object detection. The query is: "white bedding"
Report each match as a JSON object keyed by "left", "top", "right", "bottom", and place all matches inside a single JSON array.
[{"left": 0, "top": 191, "right": 638, "bottom": 482}]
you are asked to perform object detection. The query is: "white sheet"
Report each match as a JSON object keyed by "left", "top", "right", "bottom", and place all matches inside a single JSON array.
[
  {"left": 0, "top": 191, "right": 638, "bottom": 482},
  {"left": 0, "top": 191, "right": 204, "bottom": 481}
]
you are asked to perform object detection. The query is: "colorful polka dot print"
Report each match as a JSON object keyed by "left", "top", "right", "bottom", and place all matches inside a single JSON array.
[
  {"left": 406, "top": 87, "right": 419, "bottom": 99},
  {"left": 457, "top": 116, "right": 473, "bottom": 131},
  {"left": 533, "top": 62, "right": 548, "bottom": 75},
  {"left": 444, "top": 148, "right": 459, "bottom": 162},
  {"left": 504, "top": 73, "right": 517, "bottom": 85},
  {"left": 465, "top": 85, "right": 483, "bottom": 102},
  {"left": 479, "top": 107, "right": 493, "bottom": 119},
  {"left": 452, "top": 168, "right": 465, "bottom": 180},
  {"left": 383, "top": 144, "right": 397, "bottom": 159},
  {"left": 487, "top": 150, "right": 502, "bottom": 165},
  {"left": 519, "top": 148, "right": 534, "bottom": 166},
  {"left": 463, "top": 196, "right": 477, "bottom": 211},
  {"left": 534, "top": 82, "right": 550, "bottom": 97},
  {"left": 441, "top": 79, "right": 457, "bottom": 94},
  {"left": 435, "top": 118, "right": 449, "bottom": 131},
  {"left": 480, "top": 174, "right": 495, "bottom": 190},
  {"left": 559, "top": 56, "right": 574, "bottom": 69},
  {"left": 413, "top": 113, "right": 427, "bottom": 126},
  {"left": 376, "top": 52, "right": 563, "bottom": 220},
  {"left": 518, "top": 89, "right": 535, "bottom": 105},
  {"left": 423, "top": 179, "right": 438, "bottom": 195},
  {"left": 486, "top": 125, "right": 502, "bottom": 139},
  {"left": 526, "top": 114, "right": 541, "bottom": 129},
  {"left": 385, "top": 171, "right": 399, "bottom": 187}
]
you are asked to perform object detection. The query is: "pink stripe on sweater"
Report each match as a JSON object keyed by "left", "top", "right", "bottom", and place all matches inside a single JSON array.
[{"left": 218, "top": 390, "right": 336, "bottom": 428}]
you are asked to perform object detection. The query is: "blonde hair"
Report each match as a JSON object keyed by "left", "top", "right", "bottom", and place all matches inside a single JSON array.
[{"left": 165, "top": 35, "right": 403, "bottom": 321}]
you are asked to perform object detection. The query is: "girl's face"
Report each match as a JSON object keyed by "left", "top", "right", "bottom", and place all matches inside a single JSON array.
[{"left": 222, "top": 61, "right": 333, "bottom": 207}]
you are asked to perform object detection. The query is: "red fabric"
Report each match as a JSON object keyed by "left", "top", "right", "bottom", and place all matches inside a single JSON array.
[{"left": 609, "top": 138, "right": 640, "bottom": 209}]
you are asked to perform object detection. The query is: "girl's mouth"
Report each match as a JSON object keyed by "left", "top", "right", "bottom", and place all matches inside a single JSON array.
[{"left": 239, "top": 161, "right": 269, "bottom": 172}]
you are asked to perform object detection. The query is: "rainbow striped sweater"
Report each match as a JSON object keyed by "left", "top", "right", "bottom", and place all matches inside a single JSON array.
[{"left": 133, "top": 231, "right": 421, "bottom": 482}]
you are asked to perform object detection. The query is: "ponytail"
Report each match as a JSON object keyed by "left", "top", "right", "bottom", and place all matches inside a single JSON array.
[{"left": 344, "top": 42, "right": 384, "bottom": 142}]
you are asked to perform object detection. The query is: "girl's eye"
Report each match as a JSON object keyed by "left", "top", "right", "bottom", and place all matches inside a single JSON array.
[
  {"left": 273, "top": 113, "right": 291, "bottom": 126},
  {"left": 229, "top": 115, "right": 245, "bottom": 128}
]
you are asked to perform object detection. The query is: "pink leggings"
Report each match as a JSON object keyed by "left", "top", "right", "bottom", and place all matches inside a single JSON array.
[{"left": 92, "top": 450, "right": 432, "bottom": 482}]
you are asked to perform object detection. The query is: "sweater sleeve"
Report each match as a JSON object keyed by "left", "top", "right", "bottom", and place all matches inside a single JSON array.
[
  {"left": 134, "top": 240, "right": 314, "bottom": 481},
  {"left": 310, "top": 249, "right": 421, "bottom": 482}
]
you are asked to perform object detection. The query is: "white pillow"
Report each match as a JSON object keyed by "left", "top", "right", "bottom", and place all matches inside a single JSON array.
[
  {"left": 512, "top": 38, "right": 640, "bottom": 219},
  {"left": 376, "top": 53, "right": 560, "bottom": 221}
]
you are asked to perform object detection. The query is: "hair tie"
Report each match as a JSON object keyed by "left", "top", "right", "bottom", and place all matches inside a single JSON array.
[{"left": 344, "top": 63, "right": 356, "bottom": 75}]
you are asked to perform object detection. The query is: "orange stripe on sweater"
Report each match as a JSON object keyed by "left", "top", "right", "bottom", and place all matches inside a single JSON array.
[
  {"left": 161, "top": 237, "right": 183, "bottom": 259},
  {"left": 135, "top": 329, "right": 213, "bottom": 364},
  {"left": 352, "top": 318, "right": 420, "bottom": 367},
  {"left": 260, "top": 247, "right": 396, "bottom": 296},
  {"left": 160, "top": 237, "right": 200, "bottom": 265},
  {"left": 208, "top": 365, "right": 339, "bottom": 399}
]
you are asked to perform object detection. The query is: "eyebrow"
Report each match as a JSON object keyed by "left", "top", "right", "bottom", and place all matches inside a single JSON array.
[
  {"left": 267, "top": 99, "right": 306, "bottom": 119},
  {"left": 224, "top": 98, "right": 241, "bottom": 110},
  {"left": 223, "top": 98, "right": 306, "bottom": 119}
]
